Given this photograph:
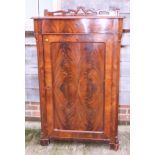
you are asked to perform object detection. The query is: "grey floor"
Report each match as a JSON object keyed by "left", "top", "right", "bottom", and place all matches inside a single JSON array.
[{"left": 25, "top": 122, "right": 130, "bottom": 155}]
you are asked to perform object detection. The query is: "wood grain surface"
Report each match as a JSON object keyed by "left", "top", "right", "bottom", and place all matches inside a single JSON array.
[{"left": 33, "top": 16, "right": 123, "bottom": 150}]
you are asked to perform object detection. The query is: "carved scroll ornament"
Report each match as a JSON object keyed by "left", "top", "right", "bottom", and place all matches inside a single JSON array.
[{"left": 44, "top": 6, "right": 120, "bottom": 16}]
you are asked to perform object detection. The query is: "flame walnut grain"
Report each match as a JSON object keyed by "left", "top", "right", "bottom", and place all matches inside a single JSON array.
[{"left": 33, "top": 16, "right": 123, "bottom": 150}]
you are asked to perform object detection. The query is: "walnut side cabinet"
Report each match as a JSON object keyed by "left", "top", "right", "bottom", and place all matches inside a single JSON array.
[{"left": 33, "top": 15, "right": 123, "bottom": 150}]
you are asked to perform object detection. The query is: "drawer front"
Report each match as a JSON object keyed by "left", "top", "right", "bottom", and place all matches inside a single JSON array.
[{"left": 41, "top": 19, "right": 119, "bottom": 34}]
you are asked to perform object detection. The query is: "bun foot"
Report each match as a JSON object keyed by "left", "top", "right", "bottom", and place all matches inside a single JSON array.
[
  {"left": 40, "top": 138, "right": 50, "bottom": 146},
  {"left": 109, "top": 143, "right": 119, "bottom": 150}
]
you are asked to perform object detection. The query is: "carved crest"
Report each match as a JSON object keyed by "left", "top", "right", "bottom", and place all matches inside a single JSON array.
[{"left": 44, "top": 6, "right": 120, "bottom": 16}]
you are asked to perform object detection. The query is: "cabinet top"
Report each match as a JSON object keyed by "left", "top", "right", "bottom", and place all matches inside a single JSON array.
[{"left": 32, "top": 16, "right": 124, "bottom": 20}]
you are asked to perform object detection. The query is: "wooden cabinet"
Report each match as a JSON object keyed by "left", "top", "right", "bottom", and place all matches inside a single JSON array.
[{"left": 33, "top": 11, "right": 123, "bottom": 150}]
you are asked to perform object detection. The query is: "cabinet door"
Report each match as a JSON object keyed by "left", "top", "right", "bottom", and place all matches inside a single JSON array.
[{"left": 43, "top": 35, "right": 113, "bottom": 141}]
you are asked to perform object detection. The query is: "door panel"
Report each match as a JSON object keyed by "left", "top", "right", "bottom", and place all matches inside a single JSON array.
[
  {"left": 51, "top": 42, "right": 105, "bottom": 132},
  {"left": 43, "top": 35, "right": 112, "bottom": 139}
]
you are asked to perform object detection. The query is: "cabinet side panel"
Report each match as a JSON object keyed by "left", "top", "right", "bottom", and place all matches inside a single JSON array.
[
  {"left": 43, "top": 41, "right": 54, "bottom": 136},
  {"left": 111, "top": 19, "right": 123, "bottom": 144},
  {"left": 34, "top": 20, "right": 48, "bottom": 139},
  {"left": 104, "top": 39, "right": 113, "bottom": 137}
]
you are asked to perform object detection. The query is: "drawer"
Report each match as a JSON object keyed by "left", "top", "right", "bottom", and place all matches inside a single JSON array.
[{"left": 41, "top": 18, "right": 121, "bottom": 34}]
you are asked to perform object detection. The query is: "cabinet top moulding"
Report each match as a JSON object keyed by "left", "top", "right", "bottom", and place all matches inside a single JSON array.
[{"left": 32, "top": 16, "right": 124, "bottom": 19}]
